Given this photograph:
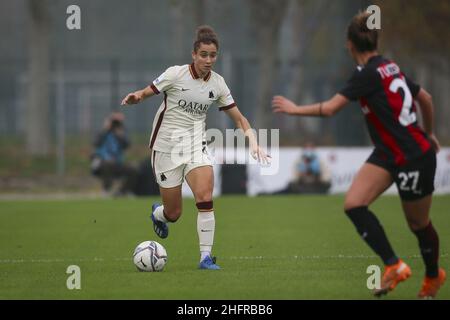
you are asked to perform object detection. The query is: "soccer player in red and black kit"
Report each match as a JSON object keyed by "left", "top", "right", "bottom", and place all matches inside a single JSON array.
[{"left": 272, "top": 12, "right": 446, "bottom": 298}]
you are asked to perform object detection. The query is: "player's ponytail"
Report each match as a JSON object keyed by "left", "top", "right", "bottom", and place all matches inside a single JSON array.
[
  {"left": 347, "top": 12, "right": 378, "bottom": 52},
  {"left": 193, "top": 25, "right": 219, "bottom": 52}
]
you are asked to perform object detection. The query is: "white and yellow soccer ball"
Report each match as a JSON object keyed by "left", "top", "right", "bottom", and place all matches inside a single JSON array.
[{"left": 133, "top": 241, "right": 167, "bottom": 272}]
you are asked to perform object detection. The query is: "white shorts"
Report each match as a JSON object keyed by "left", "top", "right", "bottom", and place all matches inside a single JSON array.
[{"left": 151, "top": 147, "right": 213, "bottom": 188}]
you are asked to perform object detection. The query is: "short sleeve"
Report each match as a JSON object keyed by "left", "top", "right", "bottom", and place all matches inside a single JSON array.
[
  {"left": 405, "top": 76, "right": 421, "bottom": 98},
  {"left": 150, "top": 66, "right": 179, "bottom": 94},
  {"left": 339, "top": 67, "right": 379, "bottom": 101},
  {"left": 217, "top": 77, "right": 236, "bottom": 111}
]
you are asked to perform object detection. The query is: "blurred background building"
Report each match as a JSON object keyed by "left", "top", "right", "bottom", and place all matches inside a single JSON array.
[{"left": 0, "top": 0, "right": 449, "bottom": 193}]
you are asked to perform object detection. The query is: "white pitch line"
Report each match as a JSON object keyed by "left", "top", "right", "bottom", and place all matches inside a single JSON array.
[
  {"left": 0, "top": 193, "right": 105, "bottom": 201},
  {"left": 227, "top": 253, "right": 449, "bottom": 260},
  {"left": 0, "top": 253, "right": 447, "bottom": 264}
]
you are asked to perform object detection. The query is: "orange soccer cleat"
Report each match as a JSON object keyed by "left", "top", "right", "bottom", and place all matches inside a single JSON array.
[
  {"left": 418, "top": 268, "right": 446, "bottom": 299},
  {"left": 374, "top": 259, "right": 412, "bottom": 297}
]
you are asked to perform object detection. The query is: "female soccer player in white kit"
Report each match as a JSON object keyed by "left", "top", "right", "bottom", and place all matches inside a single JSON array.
[{"left": 121, "top": 25, "right": 269, "bottom": 270}]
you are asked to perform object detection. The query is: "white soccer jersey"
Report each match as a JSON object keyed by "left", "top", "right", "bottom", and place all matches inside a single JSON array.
[{"left": 148, "top": 63, "right": 236, "bottom": 153}]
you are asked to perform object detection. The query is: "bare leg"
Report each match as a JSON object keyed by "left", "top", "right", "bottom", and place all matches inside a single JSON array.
[
  {"left": 401, "top": 195, "right": 432, "bottom": 231},
  {"left": 185, "top": 165, "right": 214, "bottom": 203},
  {"left": 158, "top": 185, "right": 183, "bottom": 222},
  {"left": 344, "top": 163, "right": 393, "bottom": 210}
]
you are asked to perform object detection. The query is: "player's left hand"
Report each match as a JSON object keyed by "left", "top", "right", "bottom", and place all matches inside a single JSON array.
[
  {"left": 429, "top": 133, "right": 441, "bottom": 153},
  {"left": 272, "top": 95, "right": 298, "bottom": 115},
  {"left": 251, "top": 145, "right": 271, "bottom": 165}
]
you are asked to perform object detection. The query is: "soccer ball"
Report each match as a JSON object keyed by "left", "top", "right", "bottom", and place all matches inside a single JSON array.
[{"left": 133, "top": 240, "right": 168, "bottom": 272}]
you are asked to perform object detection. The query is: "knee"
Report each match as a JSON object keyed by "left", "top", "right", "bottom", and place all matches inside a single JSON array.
[
  {"left": 407, "top": 218, "right": 429, "bottom": 231},
  {"left": 344, "top": 196, "right": 368, "bottom": 213},
  {"left": 195, "top": 191, "right": 213, "bottom": 204}
]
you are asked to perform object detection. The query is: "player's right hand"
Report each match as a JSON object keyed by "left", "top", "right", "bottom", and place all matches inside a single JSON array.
[
  {"left": 272, "top": 95, "right": 298, "bottom": 115},
  {"left": 121, "top": 92, "right": 142, "bottom": 105}
]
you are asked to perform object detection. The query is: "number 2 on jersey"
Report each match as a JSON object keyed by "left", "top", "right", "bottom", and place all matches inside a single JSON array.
[{"left": 389, "top": 77, "right": 416, "bottom": 127}]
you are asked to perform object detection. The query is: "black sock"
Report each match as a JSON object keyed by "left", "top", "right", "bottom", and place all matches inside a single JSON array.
[
  {"left": 345, "top": 206, "right": 398, "bottom": 266},
  {"left": 413, "top": 221, "right": 439, "bottom": 278}
]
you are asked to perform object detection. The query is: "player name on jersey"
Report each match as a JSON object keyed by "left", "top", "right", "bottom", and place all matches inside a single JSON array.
[{"left": 376, "top": 62, "right": 400, "bottom": 79}]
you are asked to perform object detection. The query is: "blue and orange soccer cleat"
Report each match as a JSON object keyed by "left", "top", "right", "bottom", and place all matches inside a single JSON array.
[
  {"left": 418, "top": 268, "right": 446, "bottom": 299},
  {"left": 373, "top": 259, "right": 412, "bottom": 297},
  {"left": 150, "top": 203, "right": 169, "bottom": 239},
  {"left": 199, "top": 255, "right": 221, "bottom": 270}
]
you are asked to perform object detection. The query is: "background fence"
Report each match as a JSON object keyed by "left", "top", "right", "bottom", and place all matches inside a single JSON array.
[{"left": 0, "top": 0, "right": 449, "bottom": 188}]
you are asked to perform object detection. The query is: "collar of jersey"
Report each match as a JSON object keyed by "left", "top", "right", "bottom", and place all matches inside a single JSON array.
[
  {"left": 189, "top": 63, "right": 211, "bottom": 82},
  {"left": 366, "top": 54, "right": 382, "bottom": 66}
]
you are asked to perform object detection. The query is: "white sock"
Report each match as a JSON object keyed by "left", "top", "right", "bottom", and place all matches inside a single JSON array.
[
  {"left": 197, "top": 211, "right": 215, "bottom": 262},
  {"left": 153, "top": 205, "right": 168, "bottom": 223}
]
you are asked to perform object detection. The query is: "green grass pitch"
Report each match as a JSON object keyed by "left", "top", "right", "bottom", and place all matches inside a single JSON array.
[{"left": 0, "top": 195, "right": 448, "bottom": 299}]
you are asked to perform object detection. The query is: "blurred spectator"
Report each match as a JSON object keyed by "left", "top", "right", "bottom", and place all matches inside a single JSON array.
[
  {"left": 91, "top": 112, "right": 138, "bottom": 197},
  {"left": 271, "top": 142, "right": 331, "bottom": 195}
]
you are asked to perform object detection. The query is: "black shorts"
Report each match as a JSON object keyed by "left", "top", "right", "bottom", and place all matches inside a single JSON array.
[{"left": 366, "top": 149, "right": 436, "bottom": 201}]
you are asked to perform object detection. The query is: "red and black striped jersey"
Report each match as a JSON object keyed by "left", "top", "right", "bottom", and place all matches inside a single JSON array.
[{"left": 339, "top": 55, "right": 431, "bottom": 166}]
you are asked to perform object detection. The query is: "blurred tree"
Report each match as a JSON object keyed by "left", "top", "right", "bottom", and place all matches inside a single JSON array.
[
  {"left": 26, "top": 0, "right": 50, "bottom": 155},
  {"left": 169, "top": 0, "right": 185, "bottom": 63},
  {"left": 168, "top": 0, "right": 207, "bottom": 63},
  {"left": 192, "top": 0, "right": 206, "bottom": 27},
  {"left": 281, "top": 0, "right": 329, "bottom": 140},
  {"left": 375, "top": 0, "right": 450, "bottom": 143},
  {"left": 285, "top": 0, "right": 328, "bottom": 102},
  {"left": 375, "top": 0, "right": 450, "bottom": 62},
  {"left": 249, "top": 0, "right": 289, "bottom": 130}
]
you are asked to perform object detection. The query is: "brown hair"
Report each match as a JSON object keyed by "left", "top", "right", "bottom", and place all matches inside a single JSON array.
[
  {"left": 347, "top": 12, "right": 378, "bottom": 52},
  {"left": 193, "top": 25, "right": 219, "bottom": 52}
]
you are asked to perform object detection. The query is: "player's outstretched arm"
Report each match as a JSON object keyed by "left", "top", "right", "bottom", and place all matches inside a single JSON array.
[
  {"left": 224, "top": 107, "right": 271, "bottom": 164},
  {"left": 416, "top": 88, "right": 440, "bottom": 152},
  {"left": 272, "top": 94, "right": 349, "bottom": 117},
  {"left": 121, "top": 86, "right": 156, "bottom": 106}
]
